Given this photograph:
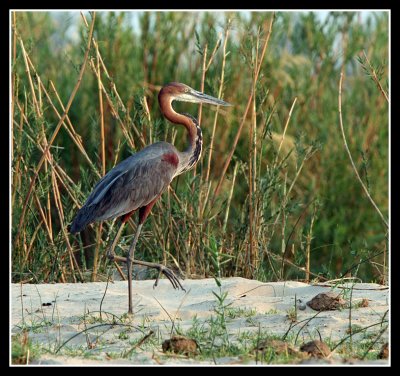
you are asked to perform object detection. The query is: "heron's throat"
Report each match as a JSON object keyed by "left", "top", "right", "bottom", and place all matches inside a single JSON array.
[{"left": 178, "top": 113, "right": 203, "bottom": 175}]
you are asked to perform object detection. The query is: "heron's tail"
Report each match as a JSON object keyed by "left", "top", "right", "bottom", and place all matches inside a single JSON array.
[{"left": 69, "top": 205, "right": 94, "bottom": 234}]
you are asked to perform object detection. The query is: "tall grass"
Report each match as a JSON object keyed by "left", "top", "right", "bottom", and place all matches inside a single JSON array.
[{"left": 11, "top": 11, "right": 389, "bottom": 284}]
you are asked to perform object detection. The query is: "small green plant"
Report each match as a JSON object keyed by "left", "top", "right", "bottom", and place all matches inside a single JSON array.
[
  {"left": 226, "top": 306, "right": 257, "bottom": 319},
  {"left": 210, "top": 288, "right": 230, "bottom": 335},
  {"left": 118, "top": 330, "right": 130, "bottom": 340},
  {"left": 11, "top": 332, "right": 40, "bottom": 364},
  {"left": 15, "top": 316, "right": 54, "bottom": 334},
  {"left": 286, "top": 307, "right": 297, "bottom": 323}
]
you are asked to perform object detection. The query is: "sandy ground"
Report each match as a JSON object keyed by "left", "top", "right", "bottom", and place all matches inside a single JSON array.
[{"left": 11, "top": 277, "right": 389, "bottom": 365}]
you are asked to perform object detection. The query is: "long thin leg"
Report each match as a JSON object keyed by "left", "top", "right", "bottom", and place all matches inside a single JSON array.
[
  {"left": 110, "top": 198, "right": 185, "bottom": 314},
  {"left": 127, "top": 223, "right": 143, "bottom": 314},
  {"left": 106, "top": 221, "right": 126, "bottom": 260}
]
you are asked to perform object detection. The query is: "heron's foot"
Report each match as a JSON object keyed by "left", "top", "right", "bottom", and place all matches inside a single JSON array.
[
  {"left": 152, "top": 264, "right": 186, "bottom": 292},
  {"left": 108, "top": 256, "right": 186, "bottom": 292}
]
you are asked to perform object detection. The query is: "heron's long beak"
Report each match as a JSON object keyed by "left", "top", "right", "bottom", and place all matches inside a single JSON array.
[{"left": 191, "top": 90, "right": 232, "bottom": 106}]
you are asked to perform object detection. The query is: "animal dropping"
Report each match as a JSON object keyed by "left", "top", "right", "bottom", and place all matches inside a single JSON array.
[
  {"left": 162, "top": 335, "right": 199, "bottom": 356},
  {"left": 306, "top": 292, "right": 346, "bottom": 311}
]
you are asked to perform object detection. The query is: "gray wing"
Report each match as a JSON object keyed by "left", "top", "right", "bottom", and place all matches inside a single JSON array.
[{"left": 70, "top": 143, "right": 178, "bottom": 233}]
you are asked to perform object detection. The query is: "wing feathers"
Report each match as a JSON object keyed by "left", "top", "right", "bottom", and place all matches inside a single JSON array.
[{"left": 70, "top": 143, "right": 178, "bottom": 232}]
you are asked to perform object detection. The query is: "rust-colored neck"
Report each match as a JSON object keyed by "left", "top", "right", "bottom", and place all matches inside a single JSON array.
[
  {"left": 159, "top": 92, "right": 197, "bottom": 142},
  {"left": 158, "top": 90, "right": 202, "bottom": 174}
]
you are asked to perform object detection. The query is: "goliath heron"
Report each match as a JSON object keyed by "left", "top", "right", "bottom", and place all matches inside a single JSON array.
[{"left": 70, "top": 82, "right": 231, "bottom": 313}]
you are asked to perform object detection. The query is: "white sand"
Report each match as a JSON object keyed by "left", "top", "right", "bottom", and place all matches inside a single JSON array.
[{"left": 11, "top": 277, "right": 389, "bottom": 365}]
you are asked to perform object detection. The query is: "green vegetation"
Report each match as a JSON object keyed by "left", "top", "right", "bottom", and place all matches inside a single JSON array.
[
  {"left": 11, "top": 11, "right": 388, "bottom": 284},
  {"left": 11, "top": 332, "right": 40, "bottom": 364},
  {"left": 12, "top": 305, "right": 387, "bottom": 364},
  {"left": 12, "top": 279, "right": 387, "bottom": 364}
]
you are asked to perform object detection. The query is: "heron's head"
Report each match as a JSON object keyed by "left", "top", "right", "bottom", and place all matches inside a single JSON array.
[{"left": 160, "top": 82, "right": 231, "bottom": 107}]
